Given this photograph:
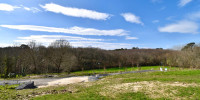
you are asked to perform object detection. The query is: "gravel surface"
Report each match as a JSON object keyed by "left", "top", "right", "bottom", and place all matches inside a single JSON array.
[{"left": 0, "top": 70, "right": 158, "bottom": 87}]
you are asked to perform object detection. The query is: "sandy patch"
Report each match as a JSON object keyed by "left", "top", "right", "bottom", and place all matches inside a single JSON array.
[{"left": 38, "top": 76, "right": 89, "bottom": 88}]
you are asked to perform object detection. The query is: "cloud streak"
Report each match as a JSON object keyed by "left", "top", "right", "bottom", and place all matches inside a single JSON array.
[
  {"left": 178, "top": 0, "right": 192, "bottom": 7},
  {"left": 152, "top": 20, "right": 159, "bottom": 23},
  {"left": 158, "top": 20, "right": 199, "bottom": 34},
  {"left": 40, "top": 3, "right": 111, "bottom": 20},
  {"left": 125, "top": 36, "right": 138, "bottom": 40},
  {"left": 187, "top": 11, "right": 200, "bottom": 20},
  {"left": 0, "top": 25, "right": 128, "bottom": 36},
  {"left": 0, "top": 3, "right": 41, "bottom": 13},
  {"left": 71, "top": 41, "right": 133, "bottom": 50},
  {"left": 22, "top": 5, "right": 41, "bottom": 13},
  {"left": 121, "top": 13, "right": 143, "bottom": 25},
  {"left": 14, "top": 35, "right": 133, "bottom": 50},
  {"left": 15, "top": 35, "right": 104, "bottom": 43}
]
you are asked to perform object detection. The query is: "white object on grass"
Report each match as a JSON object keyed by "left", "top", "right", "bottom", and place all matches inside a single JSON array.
[
  {"left": 160, "top": 67, "right": 163, "bottom": 71},
  {"left": 165, "top": 68, "right": 167, "bottom": 72}
]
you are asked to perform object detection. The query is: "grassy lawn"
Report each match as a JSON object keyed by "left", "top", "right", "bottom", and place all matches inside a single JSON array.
[
  {"left": 33, "top": 69, "right": 200, "bottom": 100},
  {"left": 1, "top": 67, "right": 200, "bottom": 100},
  {"left": 71, "top": 66, "right": 177, "bottom": 76}
]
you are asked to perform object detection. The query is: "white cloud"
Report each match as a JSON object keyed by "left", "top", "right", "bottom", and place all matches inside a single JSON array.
[
  {"left": 187, "top": 11, "right": 200, "bottom": 20},
  {"left": 125, "top": 36, "right": 138, "bottom": 40},
  {"left": 121, "top": 13, "right": 143, "bottom": 25},
  {"left": 40, "top": 3, "right": 111, "bottom": 20},
  {"left": 178, "top": 0, "right": 192, "bottom": 7},
  {"left": 158, "top": 20, "right": 199, "bottom": 34},
  {"left": 15, "top": 35, "right": 103, "bottom": 43},
  {"left": 0, "top": 43, "right": 13, "bottom": 47},
  {"left": 166, "top": 16, "right": 176, "bottom": 21},
  {"left": 152, "top": 20, "right": 160, "bottom": 23},
  {"left": 0, "top": 25, "right": 128, "bottom": 36},
  {"left": 24, "top": 7, "right": 31, "bottom": 11},
  {"left": 0, "top": 3, "right": 20, "bottom": 11},
  {"left": 14, "top": 35, "right": 133, "bottom": 50},
  {"left": 70, "top": 41, "right": 133, "bottom": 50},
  {"left": 0, "top": 4, "right": 40, "bottom": 13}
]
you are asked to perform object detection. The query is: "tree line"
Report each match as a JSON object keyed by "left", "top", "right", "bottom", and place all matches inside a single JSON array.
[
  {"left": 166, "top": 42, "right": 200, "bottom": 69},
  {"left": 0, "top": 39, "right": 197, "bottom": 78}
]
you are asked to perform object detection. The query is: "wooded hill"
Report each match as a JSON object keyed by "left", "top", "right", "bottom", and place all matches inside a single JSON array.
[{"left": 0, "top": 40, "right": 198, "bottom": 78}]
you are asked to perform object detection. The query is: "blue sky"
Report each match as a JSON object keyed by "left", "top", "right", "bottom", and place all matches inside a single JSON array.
[{"left": 0, "top": 0, "right": 200, "bottom": 49}]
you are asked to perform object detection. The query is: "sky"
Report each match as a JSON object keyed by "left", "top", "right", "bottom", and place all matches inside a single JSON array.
[{"left": 0, "top": 0, "right": 200, "bottom": 49}]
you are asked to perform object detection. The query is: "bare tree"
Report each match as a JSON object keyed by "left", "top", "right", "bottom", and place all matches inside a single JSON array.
[{"left": 48, "top": 39, "right": 73, "bottom": 73}]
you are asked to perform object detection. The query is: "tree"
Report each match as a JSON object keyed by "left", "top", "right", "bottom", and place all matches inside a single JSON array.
[
  {"left": 48, "top": 39, "right": 73, "bottom": 73},
  {"left": 181, "top": 42, "right": 195, "bottom": 51},
  {"left": 25, "top": 41, "right": 46, "bottom": 74},
  {"left": 2, "top": 56, "right": 14, "bottom": 78}
]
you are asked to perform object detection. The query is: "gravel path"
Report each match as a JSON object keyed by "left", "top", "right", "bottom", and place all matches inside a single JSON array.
[
  {"left": 0, "top": 76, "right": 88, "bottom": 86},
  {"left": 0, "top": 70, "right": 158, "bottom": 87}
]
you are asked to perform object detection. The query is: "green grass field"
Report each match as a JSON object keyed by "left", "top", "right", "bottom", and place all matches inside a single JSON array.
[
  {"left": 71, "top": 66, "right": 177, "bottom": 76},
  {"left": 1, "top": 66, "right": 200, "bottom": 100}
]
